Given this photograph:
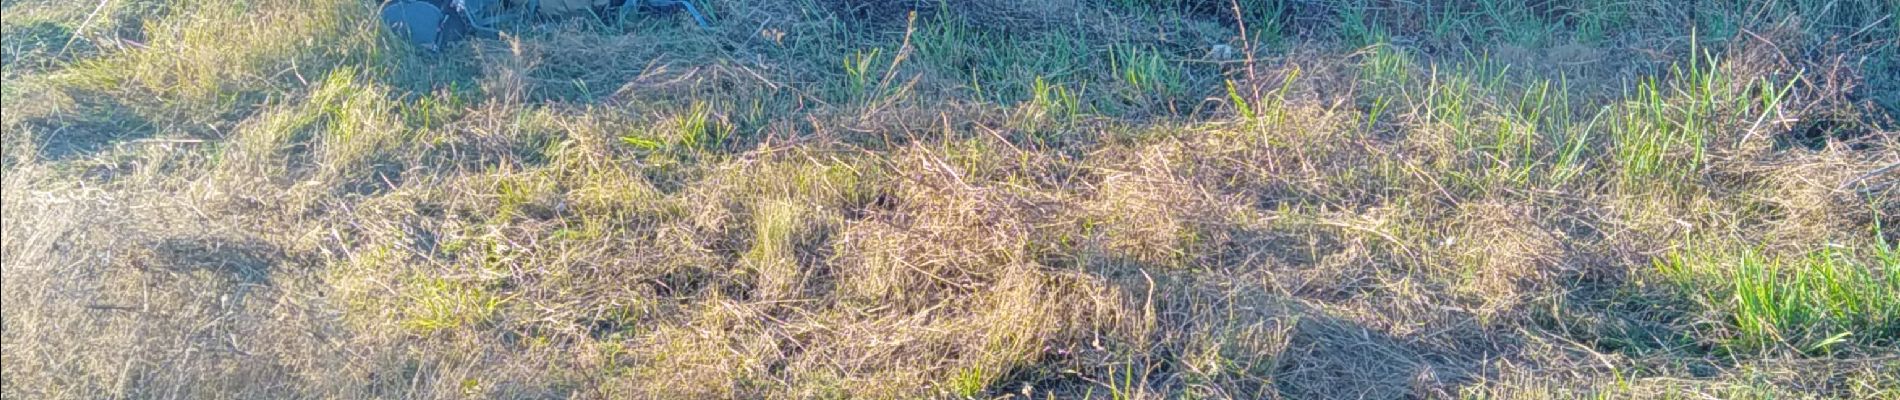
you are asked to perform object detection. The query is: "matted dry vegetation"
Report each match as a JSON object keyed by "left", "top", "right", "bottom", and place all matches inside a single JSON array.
[{"left": 3, "top": 0, "right": 1898, "bottom": 398}]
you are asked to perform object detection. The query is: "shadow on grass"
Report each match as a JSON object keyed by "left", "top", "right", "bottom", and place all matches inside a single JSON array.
[
  {"left": 17, "top": 93, "right": 154, "bottom": 161},
  {"left": 153, "top": 235, "right": 285, "bottom": 286}
]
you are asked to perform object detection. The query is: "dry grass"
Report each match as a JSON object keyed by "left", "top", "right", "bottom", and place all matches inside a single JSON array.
[{"left": 4, "top": 0, "right": 1899, "bottom": 399}]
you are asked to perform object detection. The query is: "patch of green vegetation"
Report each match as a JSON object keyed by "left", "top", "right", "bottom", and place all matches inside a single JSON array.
[
  {"left": 839, "top": 47, "right": 890, "bottom": 104},
  {"left": 400, "top": 276, "right": 508, "bottom": 334},
  {"left": 618, "top": 101, "right": 733, "bottom": 155},
  {"left": 1010, "top": 76, "right": 1085, "bottom": 139},
  {"left": 1610, "top": 49, "right": 1798, "bottom": 187},
  {"left": 1109, "top": 44, "right": 1189, "bottom": 112},
  {"left": 1471, "top": 0, "right": 1553, "bottom": 47},
  {"left": 947, "top": 365, "right": 988, "bottom": 398},
  {"left": 1356, "top": 46, "right": 1602, "bottom": 190},
  {"left": 1334, "top": 0, "right": 1391, "bottom": 47},
  {"left": 0, "top": 19, "right": 89, "bottom": 73},
  {"left": 1656, "top": 233, "right": 1900, "bottom": 355}
]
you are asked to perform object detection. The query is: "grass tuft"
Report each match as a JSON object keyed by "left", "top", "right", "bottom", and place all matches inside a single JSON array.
[{"left": 1657, "top": 234, "right": 1900, "bottom": 354}]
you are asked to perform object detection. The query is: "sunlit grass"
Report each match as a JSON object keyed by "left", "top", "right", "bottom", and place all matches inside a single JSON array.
[
  {"left": 2, "top": 0, "right": 1896, "bottom": 398},
  {"left": 1657, "top": 233, "right": 1900, "bottom": 354}
]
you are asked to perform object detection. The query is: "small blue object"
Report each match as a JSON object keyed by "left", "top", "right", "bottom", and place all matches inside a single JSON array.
[{"left": 381, "top": 1, "right": 446, "bottom": 49}]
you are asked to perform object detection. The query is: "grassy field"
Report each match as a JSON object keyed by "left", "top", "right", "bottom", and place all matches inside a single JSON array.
[{"left": 2, "top": 0, "right": 1897, "bottom": 398}]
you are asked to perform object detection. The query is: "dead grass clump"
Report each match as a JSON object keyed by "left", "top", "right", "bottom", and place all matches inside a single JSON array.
[
  {"left": 832, "top": 147, "right": 1046, "bottom": 308},
  {"left": 1134, "top": 280, "right": 1298, "bottom": 398},
  {"left": 1083, "top": 141, "right": 1234, "bottom": 269},
  {"left": 0, "top": 169, "right": 359, "bottom": 399},
  {"left": 557, "top": 145, "right": 1142, "bottom": 398},
  {"left": 1273, "top": 311, "right": 1446, "bottom": 399},
  {"left": 486, "top": 24, "right": 726, "bottom": 103},
  {"left": 768, "top": 268, "right": 1130, "bottom": 398},
  {"left": 1477, "top": 333, "right": 1900, "bottom": 397},
  {"left": 613, "top": 305, "right": 775, "bottom": 398},
  {"left": 814, "top": 0, "right": 1081, "bottom": 31},
  {"left": 1742, "top": 153, "right": 1895, "bottom": 247},
  {"left": 1443, "top": 200, "right": 1565, "bottom": 313},
  {"left": 745, "top": 198, "right": 816, "bottom": 300}
]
